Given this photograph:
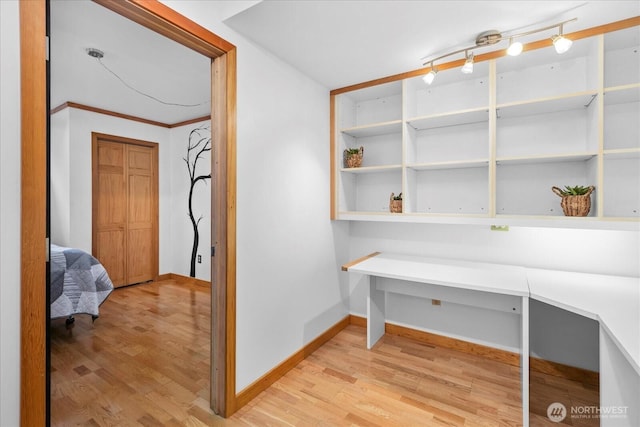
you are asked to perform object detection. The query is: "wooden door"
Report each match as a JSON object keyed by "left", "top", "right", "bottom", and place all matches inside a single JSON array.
[{"left": 93, "top": 133, "right": 158, "bottom": 287}]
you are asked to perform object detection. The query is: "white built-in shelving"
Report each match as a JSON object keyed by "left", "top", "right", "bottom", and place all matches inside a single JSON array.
[{"left": 333, "top": 23, "right": 640, "bottom": 229}]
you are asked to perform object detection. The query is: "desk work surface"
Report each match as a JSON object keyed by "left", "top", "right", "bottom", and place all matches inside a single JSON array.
[
  {"left": 345, "top": 252, "right": 530, "bottom": 297},
  {"left": 344, "top": 252, "right": 640, "bottom": 374}
]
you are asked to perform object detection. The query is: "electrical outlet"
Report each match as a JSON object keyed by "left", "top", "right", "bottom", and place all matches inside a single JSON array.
[
  {"left": 197, "top": 255, "right": 202, "bottom": 263},
  {"left": 432, "top": 299, "right": 441, "bottom": 306}
]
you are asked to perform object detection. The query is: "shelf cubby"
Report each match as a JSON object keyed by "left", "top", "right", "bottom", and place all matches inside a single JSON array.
[
  {"left": 604, "top": 26, "right": 640, "bottom": 88},
  {"left": 496, "top": 157, "right": 598, "bottom": 217},
  {"left": 405, "top": 63, "right": 490, "bottom": 118},
  {"left": 496, "top": 99, "right": 599, "bottom": 159},
  {"left": 603, "top": 86, "right": 640, "bottom": 151},
  {"left": 338, "top": 168, "right": 402, "bottom": 213},
  {"left": 603, "top": 155, "right": 640, "bottom": 218},
  {"left": 406, "top": 119, "right": 488, "bottom": 165},
  {"left": 407, "top": 166, "right": 489, "bottom": 215},
  {"left": 496, "top": 36, "right": 599, "bottom": 105},
  {"left": 338, "top": 131, "right": 402, "bottom": 168},
  {"left": 337, "top": 81, "right": 402, "bottom": 129}
]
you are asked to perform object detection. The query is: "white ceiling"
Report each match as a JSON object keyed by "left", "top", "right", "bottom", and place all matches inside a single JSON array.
[
  {"left": 225, "top": 0, "right": 640, "bottom": 89},
  {"left": 50, "top": 1, "right": 639, "bottom": 124},
  {"left": 50, "top": 0, "right": 212, "bottom": 125}
]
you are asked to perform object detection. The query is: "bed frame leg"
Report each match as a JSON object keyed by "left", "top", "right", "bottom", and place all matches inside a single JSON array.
[{"left": 65, "top": 316, "right": 75, "bottom": 330}]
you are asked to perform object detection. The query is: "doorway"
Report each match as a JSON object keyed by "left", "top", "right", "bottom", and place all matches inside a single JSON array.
[
  {"left": 19, "top": 1, "right": 238, "bottom": 424},
  {"left": 92, "top": 133, "right": 159, "bottom": 288}
]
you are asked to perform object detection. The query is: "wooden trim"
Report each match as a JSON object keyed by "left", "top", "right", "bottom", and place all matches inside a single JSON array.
[
  {"left": 235, "top": 315, "right": 351, "bottom": 409},
  {"left": 211, "top": 48, "right": 239, "bottom": 416},
  {"left": 92, "top": 131, "right": 160, "bottom": 148},
  {"left": 156, "top": 273, "right": 172, "bottom": 281},
  {"left": 385, "top": 322, "right": 521, "bottom": 366},
  {"left": 49, "top": 102, "right": 70, "bottom": 115},
  {"left": 22, "top": 0, "right": 238, "bottom": 422},
  {"left": 93, "top": 0, "right": 235, "bottom": 58},
  {"left": 330, "top": 16, "right": 640, "bottom": 95},
  {"left": 20, "top": 1, "right": 48, "bottom": 425},
  {"left": 330, "top": 94, "right": 337, "bottom": 219},
  {"left": 167, "top": 273, "right": 211, "bottom": 287},
  {"left": 349, "top": 314, "right": 367, "bottom": 328},
  {"left": 51, "top": 101, "right": 170, "bottom": 128},
  {"left": 169, "top": 115, "right": 212, "bottom": 128},
  {"left": 349, "top": 315, "right": 520, "bottom": 366},
  {"left": 224, "top": 48, "right": 238, "bottom": 417},
  {"left": 51, "top": 101, "right": 211, "bottom": 128},
  {"left": 530, "top": 357, "right": 599, "bottom": 386},
  {"left": 341, "top": 251, "right": 381, "bottom": 271}
]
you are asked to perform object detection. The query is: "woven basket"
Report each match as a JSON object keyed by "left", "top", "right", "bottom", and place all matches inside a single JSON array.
[
  {"left": 552, "top": 186, "right": 595, "bottom": 217},
  {"left": 389, "top": 193, "right": 403, "bottom": 213},
  {"left": 343, "top": 146, "right": 364, "bottom": 168}
]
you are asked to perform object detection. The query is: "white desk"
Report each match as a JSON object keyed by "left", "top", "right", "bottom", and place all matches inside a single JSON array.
[
  {"left": 527, "top": 269, "right": 640, "bottom": 427},
  {"left": 527, "top": 268, "right": 639, "bottom": 375},
  {"left": 344, "top": 252, "right": 640, "bottom": 427}
]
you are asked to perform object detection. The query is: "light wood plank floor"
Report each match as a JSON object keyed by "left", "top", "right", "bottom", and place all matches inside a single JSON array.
[{"left": 50, "top": 280, "right": 597, "bottom": 426}]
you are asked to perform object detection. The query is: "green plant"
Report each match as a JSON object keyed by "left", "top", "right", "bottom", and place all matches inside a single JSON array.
[
  {"left": 392, "top": 192, "right": 403, "bottom": 200},
  {"left": 345, "top": 148, "right": 361, "bottom": 155},
  {"left": 557, "top": 185, "right": 593, "bottom": 196}
]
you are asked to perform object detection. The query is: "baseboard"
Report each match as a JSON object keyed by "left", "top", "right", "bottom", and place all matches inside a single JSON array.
[
  {"left": 349, "top": 314, "right": 367, "bottom": 328},
  {"left": 161, "top": 272, "right": 210, "bottom": 287},
  {"left": 348, "top": 314, "right": 598, "bottom": 383},
  {"left": 235, "top": 315, "right": 351, "bottom": 409},
  {"left": 380, "top": 317, "right": 520, "bottom": 366},
  {"left": 530, "top": 356, "right": 599, "bottom": 386}
]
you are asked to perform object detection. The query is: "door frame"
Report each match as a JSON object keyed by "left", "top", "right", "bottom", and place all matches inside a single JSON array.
[{"left": 19, "top": 1, "right": 238, "bottom": 424}]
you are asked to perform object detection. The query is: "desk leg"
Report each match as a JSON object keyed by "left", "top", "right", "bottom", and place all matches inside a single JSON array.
[
  {"left": 521, "top": 296, "right": 530, "bottom": 427},
  {"left": 367, "top": 276, "right": 385, "bottom": 349},
  {"left": 600, "top": 326, "right": 640, "bottom": 427}
]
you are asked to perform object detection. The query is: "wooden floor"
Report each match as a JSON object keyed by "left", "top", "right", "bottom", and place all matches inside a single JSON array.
[{"left": 50, "top": 280, "right": 597, "bottom": 426}]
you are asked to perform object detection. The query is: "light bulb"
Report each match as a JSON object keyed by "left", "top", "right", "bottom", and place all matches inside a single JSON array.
[
  {"left": 552, "top": 35, "right": 573, "bottom": 54},
  {"left": 507, "top": 39, "right": 523, "bottom": 56},
  {"left": 461, "top": 54, "right": 474, "bottom": 74},
  {"left": 423, "top": 69, "right": 437, "bottom": 85}
]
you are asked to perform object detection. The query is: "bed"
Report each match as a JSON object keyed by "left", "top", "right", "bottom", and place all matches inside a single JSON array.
[{"left": 50, "top": 244, "right": 114, "bottom": 325}]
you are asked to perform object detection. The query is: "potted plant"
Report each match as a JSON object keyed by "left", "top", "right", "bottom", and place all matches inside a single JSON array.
[
  {"left": 389, "top": 192, "right": 402, "bottom": 213},
  {"left": 343, "top": 146, "right": 364, "bottom": 168},
  {"left": 551, "top": 185, "right": 595, "bottom": 217}
]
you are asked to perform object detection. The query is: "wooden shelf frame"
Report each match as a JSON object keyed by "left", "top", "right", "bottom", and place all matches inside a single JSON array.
[{"left": 330, "top": 16, "right": 640, "bottom": 228}]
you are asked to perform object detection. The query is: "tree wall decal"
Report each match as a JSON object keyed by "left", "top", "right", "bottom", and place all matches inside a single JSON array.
[{"left": 184, "top": 125, "right": 211, "bottom": 277}]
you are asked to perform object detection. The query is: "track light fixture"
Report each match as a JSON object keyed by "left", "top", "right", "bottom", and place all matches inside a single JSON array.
[
  {"left": 506, "top": 37, "right": 523, "bottom": 56},
  {"left": 552, "top": 24, "right": 573, "bottom": 54},
  {"left": 420, "top": 18, "right": 576, "bottom": 84},
  {"left": 461, "top": 52, "right": 474, "bottom": 74},
  {"left": 422, "top": 62, "right": 437, "bottom": 84}
]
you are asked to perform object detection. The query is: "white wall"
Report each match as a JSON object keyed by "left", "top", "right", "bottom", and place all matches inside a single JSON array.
[
  {"left": 0, "top": 1, "right": 21, "bottom": 425},
  {"left": 169, "top": 121, "right": 212, "bottom": 280},
  {"left": 50, "top": 109, "right": 71, "bottom": 246},
  {"left": 162, "top": 1, "right": 351, "bottom": 392}
]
